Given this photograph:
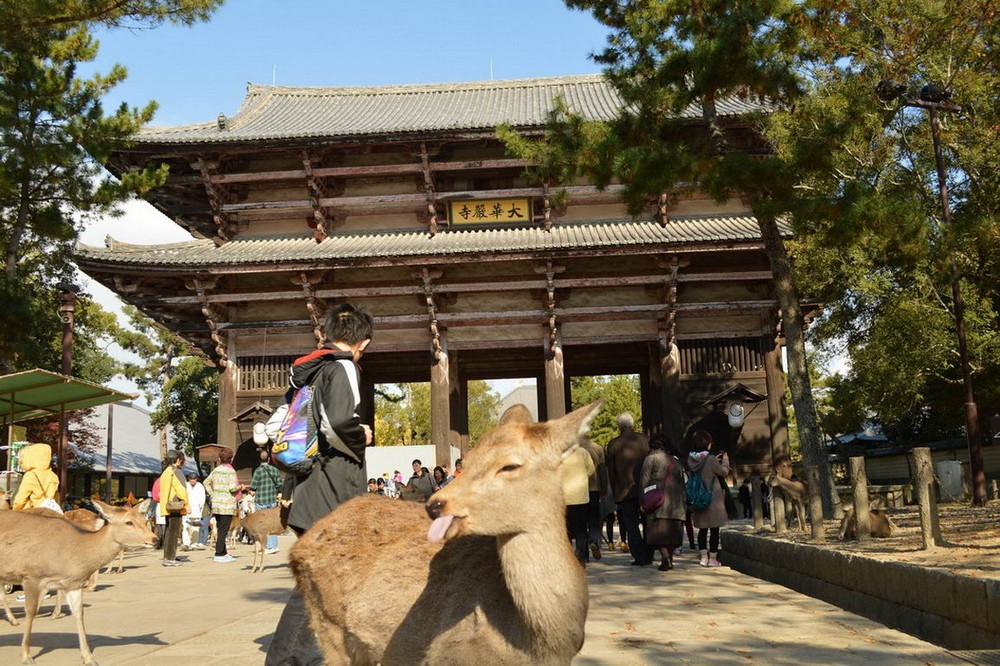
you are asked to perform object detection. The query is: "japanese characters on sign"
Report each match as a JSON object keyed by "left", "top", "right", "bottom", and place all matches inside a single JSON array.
[{"left": 448, "top": 198, "right": 531, "bottom": 225}]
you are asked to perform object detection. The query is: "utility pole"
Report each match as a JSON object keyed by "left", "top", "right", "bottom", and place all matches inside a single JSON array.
[
  {"left": 878, "top": 80, "right": 986, "bottom": 505},
  {"left": 57, "top": 282, "right": 79, "bottom": 503}
]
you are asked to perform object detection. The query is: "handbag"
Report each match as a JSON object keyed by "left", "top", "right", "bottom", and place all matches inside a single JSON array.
[
  {"left": 641, "top": 484, "right": 664, "bottom": 513},
  {"left": 640, "top": 456, "right": 675, "bottom": 514},
  {"left": 165, "top": 496, "right": 186, "bottom": 514}
]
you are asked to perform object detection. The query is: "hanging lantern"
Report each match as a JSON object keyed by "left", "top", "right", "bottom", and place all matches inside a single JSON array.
[
  {"left": 726, "top": 402, "right": 746, "bottom": 428},
  {"left": 252, "top": 421, "right": 269, "bottom": 446}
]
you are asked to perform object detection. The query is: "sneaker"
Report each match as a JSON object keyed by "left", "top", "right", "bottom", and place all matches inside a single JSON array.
[
  {"left": 675, "top": 546, "right": 684, "bottom": 556},
  {"left": 264, "top": 548, "right": 279, "bottom": 555},
  {"left": 589, "top": 543, "right": 602, "bottom": 561},
  {"left": 161, "top": 560, "right": 181, "bottom": 567},
  {"left": 16, "top": 593, "right": 51, "bottom": 602},
  {"left": 213, "top": 554, "right": 236, "bottom": 563},
  {"left": 193, "top": 543, "right": 207, "bottom": 550}
]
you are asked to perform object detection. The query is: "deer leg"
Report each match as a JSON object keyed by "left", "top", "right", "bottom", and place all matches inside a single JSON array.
[
  {"left": 65, "top": 588, "right": 96, "bottom": 665},
  {"left": 20, "top": 582, "right": 41, "bottom": 664},
  {"left": 115, "top": 549, "right": 124, "bottom": 573},
  {"left": 50, "top": 589, "right": 65, "bottom": 619},
  {"left": 1, "top": 590, "right": 17, "bottom": 626}
]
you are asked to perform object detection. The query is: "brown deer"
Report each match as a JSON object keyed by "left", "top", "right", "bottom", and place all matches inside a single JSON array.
[
  {"left": 292, "top": 401, "right": 602, "bottom": 666},
  {"left": 837, "top": 505, "right": 896, "bottom": 540},
  {"left": 0, "top": 501, "right": 157, "bottom": 665},
  {"left": 242, "top": 506, "right": 288, "bottom": 573}
]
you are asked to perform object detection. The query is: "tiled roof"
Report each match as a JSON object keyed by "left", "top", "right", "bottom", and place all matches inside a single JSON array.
[
  {"left": 135, "top": 74, "right": 770, "bottom": 144},
  {"left": 75, "top": 216, "right": 784, "bottom": 268}
]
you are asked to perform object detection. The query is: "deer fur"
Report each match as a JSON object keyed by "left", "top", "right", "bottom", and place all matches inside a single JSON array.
[
  {"left": 292, "top": 401, "right": 602, "bottom": 666},
  {"left": 0, "top": 501, "right": 156, "bottom": 665},
  {"left": 241, "top": 506, "right": 288, "bottom": 573},
  {"left": 0, "top": 490, "right": 11, "bottom": 510},
  {"left": 837, "top": 505, "right": 896, "bottom": 540}
]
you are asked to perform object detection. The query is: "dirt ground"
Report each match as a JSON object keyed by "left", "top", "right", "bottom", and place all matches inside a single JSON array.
[{"left": 758, "top": 499, "right": 1000, "bottom": 582}]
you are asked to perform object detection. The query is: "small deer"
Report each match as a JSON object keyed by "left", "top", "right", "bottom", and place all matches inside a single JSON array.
[
  {"left": 241, "top": 506, "right": 288, "bottom": 573},
  {"left": 0, "top": 501, "right": 157, "bottom": 665},
  {"left": 292, "top": 401, "right": 601, "bottom": 665},
  {"left": 837, "top": 505, "right": 896, "bottom": 540}
]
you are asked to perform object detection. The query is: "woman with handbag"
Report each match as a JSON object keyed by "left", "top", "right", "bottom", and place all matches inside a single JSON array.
[
  {"left": 158, "top": 449, "right": 189, "bottom": 567},
  {"left": 639, "top": 436, "right": 686, "bottom": 571}
]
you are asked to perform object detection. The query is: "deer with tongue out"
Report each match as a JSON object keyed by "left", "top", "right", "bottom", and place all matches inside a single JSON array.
[{"left": 290, "top": 400, "right": 602, "bottom": 666}]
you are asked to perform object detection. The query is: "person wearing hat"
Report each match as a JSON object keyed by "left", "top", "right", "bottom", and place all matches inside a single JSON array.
[{"left": 182, "top": 471, "right": 208, "bottom": 550}]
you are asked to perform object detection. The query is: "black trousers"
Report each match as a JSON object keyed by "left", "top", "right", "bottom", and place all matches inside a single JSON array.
[
  {"left": 214, "top": 513, "right": 233, "bottom": 557},
  {"left": 265, "top": 528, "right": 323, "bottom": 665},
  {"left": 617, "top": 497, "right": 649, "bottom": 564},
  {"left": 565, "top": 502, "right": 590, "bottom": 564}
]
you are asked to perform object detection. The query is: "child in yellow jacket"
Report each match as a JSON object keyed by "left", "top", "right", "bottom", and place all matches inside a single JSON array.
[{"left": 12, "top": 443, "right": 59, "bottom": 511}]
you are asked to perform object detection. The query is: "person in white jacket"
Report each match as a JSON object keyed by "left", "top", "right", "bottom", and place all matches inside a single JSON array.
[{"left": 182, "top": 472, "right": 208, "bottom": 550}]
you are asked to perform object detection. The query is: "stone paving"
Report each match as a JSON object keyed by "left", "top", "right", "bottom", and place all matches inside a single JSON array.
[{"left": 0, "top": 535, "right": 972, "bottom": 665}]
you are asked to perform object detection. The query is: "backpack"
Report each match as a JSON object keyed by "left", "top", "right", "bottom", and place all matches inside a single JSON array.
[
  {"left": 264, "top": 358, "right": 360, "bottom": 474},
  {"left": 265, "top": 384, "right": 320, "bottom": 475},
  {"left": 685, "top": 472, "right": 715, "bottom": 510}
]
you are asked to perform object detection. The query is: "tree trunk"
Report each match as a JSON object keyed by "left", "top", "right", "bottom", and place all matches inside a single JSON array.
[{"left": 756, "top": 212, "right": 840, "bottom": 518}]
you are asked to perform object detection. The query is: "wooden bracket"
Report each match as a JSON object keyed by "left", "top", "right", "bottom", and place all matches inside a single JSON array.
[
  {"left": 193, "top": 157, "right": 233, "bottom": 244},
  {"left": 420, "top": 142, "right": 441, "bottom": 236},
  {"left": 419, "top": 267, "right": 444, "bottom": 361},
  {"left": 292, "top": 272, "right": 327, "bottom": 347},
  {"left": 185, "top": 277, "right": 228, "bottom": 368},
  {"left": 303, "top": 150, "right": 334, "bottom": 242}
]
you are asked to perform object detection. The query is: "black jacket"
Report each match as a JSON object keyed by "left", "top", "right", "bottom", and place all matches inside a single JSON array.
[{"left": 289, "top": 348, "right": 366, "bottom": 463}]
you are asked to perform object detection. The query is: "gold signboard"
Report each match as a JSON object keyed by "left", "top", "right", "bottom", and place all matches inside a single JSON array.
[{"left": 448, "top": 198, "right": 530, "bottom": 225}]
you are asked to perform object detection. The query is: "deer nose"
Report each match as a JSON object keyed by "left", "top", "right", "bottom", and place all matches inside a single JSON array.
[{"left": 426, "top": 500, "right": 444, "bottom": 520}]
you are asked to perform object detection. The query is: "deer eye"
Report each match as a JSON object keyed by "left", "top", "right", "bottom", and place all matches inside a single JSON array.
[
  {"left": 499, "top": 464, "right": 521, "bottom": 473},
  {"left": 125, "top": 521, "right": 133, "bottom": 526}
]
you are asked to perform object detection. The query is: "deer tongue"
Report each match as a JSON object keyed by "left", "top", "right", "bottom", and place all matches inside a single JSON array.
[{"left": 427, "top": 515, "right": 454, "bottom": 543}]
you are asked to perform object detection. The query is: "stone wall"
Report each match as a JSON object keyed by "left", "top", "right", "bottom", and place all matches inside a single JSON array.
[{"left": 722, "top": 530, "right": 1000, "bottom": 650}]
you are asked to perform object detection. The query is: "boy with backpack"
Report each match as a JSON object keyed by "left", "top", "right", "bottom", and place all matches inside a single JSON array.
[{"left": 265, "top": 302, "right": 374, "bottom": 665}]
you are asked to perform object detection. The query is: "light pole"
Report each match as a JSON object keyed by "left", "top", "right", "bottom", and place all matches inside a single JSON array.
[
  {"left": 878, "top": 80, "right": 986, "bottom": 506},
  {"left": 57, "top": 281, "right": 79, "bottom": 502}
]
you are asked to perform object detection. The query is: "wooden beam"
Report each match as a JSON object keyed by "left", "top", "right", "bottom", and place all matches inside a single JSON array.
[
  {"left": 129, "top": 271, "right": 774, "bottom": 307},
  {"left": 218, "top": 184, "right": 627, "bottom": 215},
  {"left": 178, "top": 299, "right": 777, "bottom": 332},
  {"left": 209, "top": 158, "right": 531, "bottom": 185}
]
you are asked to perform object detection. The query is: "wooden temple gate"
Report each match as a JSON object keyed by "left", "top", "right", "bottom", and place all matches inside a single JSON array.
[{"left": 77, "top": 75, "right": 792, "bottom": 472}]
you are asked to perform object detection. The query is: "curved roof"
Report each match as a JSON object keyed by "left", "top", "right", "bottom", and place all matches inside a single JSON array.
[
  {"left": 134, "top": 74, "right": 771, "bottom": 145},
  {"left": 75, "top": 215, "right": 784, "bottom": 268}
]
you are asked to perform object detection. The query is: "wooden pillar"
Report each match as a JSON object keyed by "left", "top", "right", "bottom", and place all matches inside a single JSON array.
[
  {"left": 217, "top": 338, "right": 239, "bottom": 451},
  {"left": 643, "top": 353, "right": 663, "bottom": 437},
  {"left": 534, "top": 372, "right": 548, "bottom": 421},
  {"left": 448, "top": 352, "right": 468, "bottom": 458},
  {"left": 544, "top": 337, "right": 566, "bottom": 420},
  {"left": 430, "top": 336, "right": 452, "bottom": 469},
  {"left": 913, "top": 447, "right": 942, "bottom": 549},
  {"left": 763, "top": 339, "right": 790, "bottom": 462},
  {"left": 360, "top": 372, "right": 376, "bottom": 444},
  {"left": 849, "top": 456, "right": 871, "bottom": 542}
]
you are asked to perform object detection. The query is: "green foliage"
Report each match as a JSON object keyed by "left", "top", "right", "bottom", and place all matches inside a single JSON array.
[
  {"left": 570, "top": 375, "right": 641, "bottom": 447},
  {"left": 150, "top": 355, "right": 217, "bottom": 455},
  {"left": 0, "top": 0, "right": 219, "bottom": 375},
  {"left": 114, "top": 304, "right": 188, "bottom": 405},
  {"left": 774, "top": 0, "right": 1000, "bottom": 443},
  {"left": 374, "top": 381, "right": 502, "bottom": 447}
]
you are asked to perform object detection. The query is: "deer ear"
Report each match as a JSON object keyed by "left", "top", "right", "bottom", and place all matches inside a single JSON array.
[
  {"left": 541, "top": 400, "right": 603, "bottom": 457},
  {"left": 499, "top": 404, "right": 534, "bottom": 425},
  {"left": 92, "top": 500, "right": 114, "bottom": 520}
]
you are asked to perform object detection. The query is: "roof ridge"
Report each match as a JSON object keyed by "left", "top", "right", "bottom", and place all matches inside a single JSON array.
[{"left": 243, "top": 73, "right": 607, "bottom": 98}]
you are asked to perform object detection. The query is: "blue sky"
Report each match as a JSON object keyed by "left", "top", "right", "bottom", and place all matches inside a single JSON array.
[
  {"left": 79, "top": 1, "right": 611, "bottom": 402},
  {"left": 84, "top": 1, "right": 610, "bottom": 126}
]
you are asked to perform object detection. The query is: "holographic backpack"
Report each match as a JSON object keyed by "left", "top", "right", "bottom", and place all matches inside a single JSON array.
[{"left": 266, "top": 384, "right": 319, "bottom": 475}]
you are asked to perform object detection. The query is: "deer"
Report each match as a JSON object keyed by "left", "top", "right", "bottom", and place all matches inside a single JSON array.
[
  {"left": 242, "top": 505, "right": 288, "bottom": 573},
  {"left": 837, "top": 503, "right": 896, "bottom": 540},
  {"left": 291, "top": 400, "right": 602, "bottom": 666},
  {"left": 0, "top": 500, "right": 157, "bottom": 665}
]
